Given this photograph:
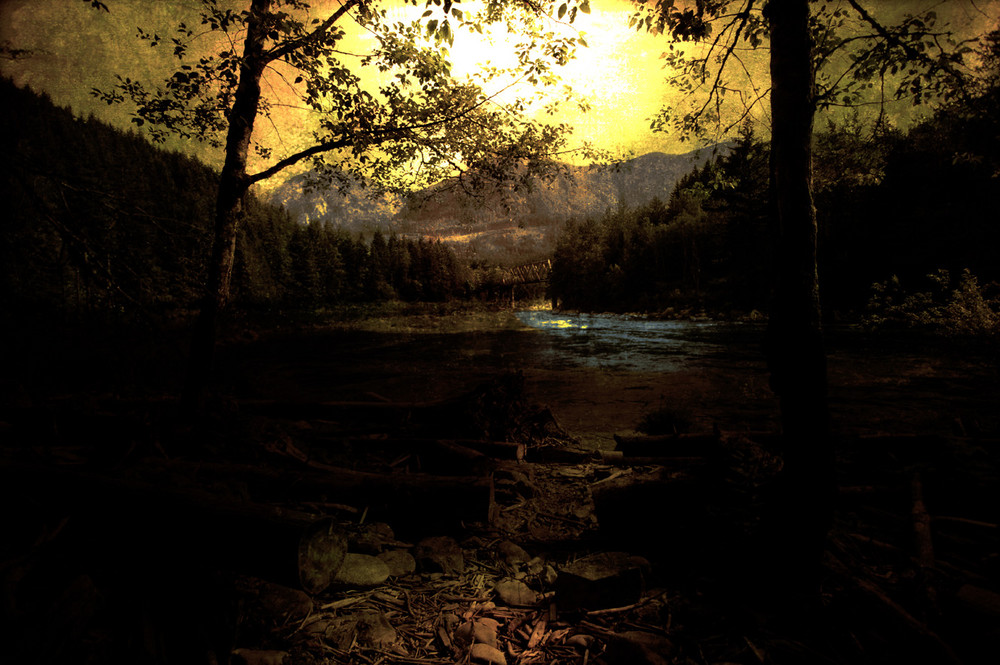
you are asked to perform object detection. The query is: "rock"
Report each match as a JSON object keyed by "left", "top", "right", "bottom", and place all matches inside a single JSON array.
[
  {"left": 237, "top": 577, "right": 313, "bottom": 622},
  {"left": 437, "top": 613, "right": 462, "bottom": 649},
  {"left": 497, "top": 540, "right": 531, "bottom": 566},
  {"left": 351, "top": 522, "right": 399, "bottom": 554},
  {"left": 526, "top": 556, "right": 545, "bottom": 576},
  {"left": 356, "top": 609, "right": 397, "bottom": 647},
  {"left": 378, "top": 549, "right": 416, "bottom": 577},
  {"left": 555, "top": 551, "right": 650, "bottom": 612},
  {"left": 415, "top": 536, "right": 465, "bottom": 575},
  {"left": 332, "top": 553, "right": 390, "bottom": 587},
  {"left": 454, "top": 618, "right": 499, "bottom": 648},
  {"left": 494, "top": 578, "right": 538, "bottom": 606},
  {"left": 325, "top": 615, "right": 358, "bottom": 650},
  {"left": 297, "top": 519, "right": 348, "bottom": 594},
  {"left": 470, "top": 642, "right": 507, "bottom": 665},
  {"left": 324, "top": 611, "right": 395, "bottom": 649}
]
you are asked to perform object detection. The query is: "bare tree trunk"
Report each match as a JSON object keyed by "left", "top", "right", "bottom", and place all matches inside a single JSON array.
[
  {"left": 760, "top": 0, "right": 835, "bottom": 598},
  {"left": 184, "top": 0, "right": 273, "bottom": 407}
]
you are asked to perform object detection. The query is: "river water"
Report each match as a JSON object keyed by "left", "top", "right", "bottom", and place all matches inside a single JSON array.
[{"left": 514, "top": 309, "right": 764, "bottom": 373}]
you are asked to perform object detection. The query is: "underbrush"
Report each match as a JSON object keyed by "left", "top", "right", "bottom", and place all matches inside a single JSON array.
[{"left": 864, "top": 269, "right": 1000, "bottom": 337}]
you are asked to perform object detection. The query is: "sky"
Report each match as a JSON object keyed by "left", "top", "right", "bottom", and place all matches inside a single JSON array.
[{"left": 2, "top": 0, "right": 999, "bottom": 191}]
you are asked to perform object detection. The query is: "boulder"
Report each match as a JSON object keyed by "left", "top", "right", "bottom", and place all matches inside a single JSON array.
[
  {"left": 377, "top": 549, "right": 417, "bottom": 577},
  {"left": 494, "top": 578, "right": 539, "bottom": 606},
  {"left": 415, "top": 536, "right": 465, "bottom": 575},
  {"left": 332, "top": 553, "right": 390, "bottom": 587},
  {"left": 555, "top": 551, "right": 650, "bottom": 612}
]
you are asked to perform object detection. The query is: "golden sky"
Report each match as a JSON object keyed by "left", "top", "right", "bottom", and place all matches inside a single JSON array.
[{"left": 2, "top": 0, "right": 998, "bottom": 189}]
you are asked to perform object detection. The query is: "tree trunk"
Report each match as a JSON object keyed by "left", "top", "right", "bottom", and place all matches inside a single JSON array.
[
  {"left": 760, "top": 0, "right": 835, "bottom": 597},
  {"left": 184, "top": 0, "right": 273, "bottom": 407}
]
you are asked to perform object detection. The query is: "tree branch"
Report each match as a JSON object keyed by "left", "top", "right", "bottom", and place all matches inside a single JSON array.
[
  {"left": 692, "top": 0, "right": 756, "bottom": 121},
  {"left": 248, "top": 66, "right": 547, "bottom": 186},
  {"left": 844, "top": 0, "right": 965, "bottom": 87},
  {"left": 264, "top": 0, "right": 361, "bottom": 64}
]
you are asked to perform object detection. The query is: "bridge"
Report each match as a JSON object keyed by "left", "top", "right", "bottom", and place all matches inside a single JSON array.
[
  {"left": 479, "top": 259, "right": 551, "bottom": 306},
  {"left": 494, "top": 259, "right": 552, "bottom": 286}
]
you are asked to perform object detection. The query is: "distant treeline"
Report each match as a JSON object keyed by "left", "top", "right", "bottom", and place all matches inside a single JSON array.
[
  {"left": 0, "top": 78, "right": 468, "bottom": 324},
  {"left": 551, "top": 34, "right": 1000, "bottom": 318}
]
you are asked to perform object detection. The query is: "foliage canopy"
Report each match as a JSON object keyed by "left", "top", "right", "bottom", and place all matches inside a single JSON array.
[{"left": 88, "top": 0, "right": 599, "bottom": 195}]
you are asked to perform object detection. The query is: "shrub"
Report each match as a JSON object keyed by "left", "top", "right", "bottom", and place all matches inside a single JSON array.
[{"left": 864, "top": 269, "right": 1000, "bottom": 336}]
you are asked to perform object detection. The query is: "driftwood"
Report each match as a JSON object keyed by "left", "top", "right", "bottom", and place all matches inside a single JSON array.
[{"left": 596, "top": 450, "right": 710, "bottom": 468}]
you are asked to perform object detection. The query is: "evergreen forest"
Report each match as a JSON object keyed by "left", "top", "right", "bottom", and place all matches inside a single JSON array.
[
  {"left": 549, "top": 31, "right": 1000, "bottom": 330},
  {"left": 0, "top": 77, "right": 469, "bottom": 327}
]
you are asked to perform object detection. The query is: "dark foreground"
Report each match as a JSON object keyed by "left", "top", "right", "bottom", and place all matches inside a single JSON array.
[{"left": 1, "top": 309, "right": 998, "bottom": 664}]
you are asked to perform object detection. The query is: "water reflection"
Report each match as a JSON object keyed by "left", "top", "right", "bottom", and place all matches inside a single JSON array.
[{"left": 515, "top": 310, "right": 755, "bottom": 372}]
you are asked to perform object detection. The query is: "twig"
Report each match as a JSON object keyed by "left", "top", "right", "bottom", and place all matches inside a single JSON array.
[
  {"left": 584, "top": 590, "right": 669, "bottom": 617},
  {"left": 933, "top": 515, "right": 997, "bottom": 530}
]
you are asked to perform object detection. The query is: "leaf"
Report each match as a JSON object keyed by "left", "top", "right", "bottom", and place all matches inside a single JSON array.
[
  {"left": 558, "top": 3, "right": 567, "bottom": 20},
  {"left": 580, "top": 0, "right": 591, "bottom": 14}
]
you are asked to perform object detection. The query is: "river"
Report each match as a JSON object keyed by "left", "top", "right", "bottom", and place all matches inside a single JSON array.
[
  {"left": 514, "top": 309, "right": 764, "bottom": 373},
  {"left": 219, "top": 307, "right": 998, "bottom": 444}
]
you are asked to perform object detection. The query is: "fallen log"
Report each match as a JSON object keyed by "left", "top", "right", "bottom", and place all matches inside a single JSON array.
[
  {"left": 303, "top": 437, "right": 526, "bottom": 469},
  {"left": 238, "top": 372, "right": 560, "bottom": 444},
  {"left": 136, "top": 457, "right": 494, "bottom": 533}
]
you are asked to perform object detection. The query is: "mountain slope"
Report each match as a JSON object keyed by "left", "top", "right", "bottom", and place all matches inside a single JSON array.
[{"left": 268, "top": 145, "right": 728, "bottom": 264}]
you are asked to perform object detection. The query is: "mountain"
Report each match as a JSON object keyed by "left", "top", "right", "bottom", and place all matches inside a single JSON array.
[
  {"left": 268, "top": 173, "right": 404, "bottom": 236},
  {"left": 267, "top": 145, "right": 728, "bottom": 264}
]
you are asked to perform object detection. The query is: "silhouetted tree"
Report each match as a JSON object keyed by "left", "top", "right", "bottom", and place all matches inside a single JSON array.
[
  {"left": 87, "top": 0, "right": 595, "bottom": 403},
  {"left": 630, "top": 0, "right": 976, "bottom": 595}
]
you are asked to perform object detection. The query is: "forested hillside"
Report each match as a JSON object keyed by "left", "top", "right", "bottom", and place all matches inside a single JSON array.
[
  {"left": 0, "top": 78, "right": 469, "bottom": 325},
  {"left": 270, "top": 147, "right": 724, "bottom": 267},
  {"left": 550, "top": 56, "right": 1000, "bottom": 322}
]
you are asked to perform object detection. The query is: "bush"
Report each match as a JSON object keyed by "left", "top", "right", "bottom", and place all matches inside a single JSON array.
[{"left": 864, "top": 269, "right": 1000, "bottom": 336}]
